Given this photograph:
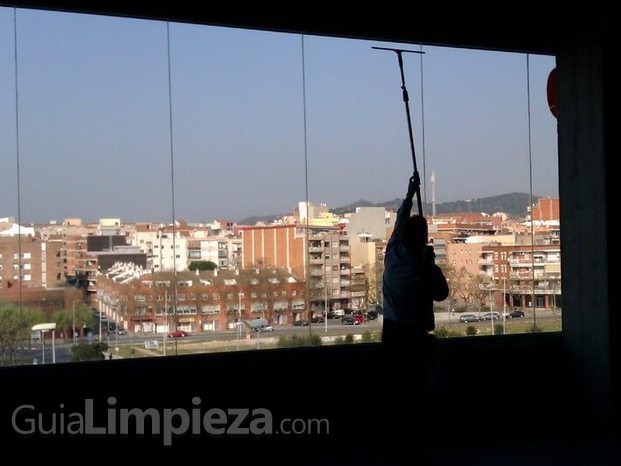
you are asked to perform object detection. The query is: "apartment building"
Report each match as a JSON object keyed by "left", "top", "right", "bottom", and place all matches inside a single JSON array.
[
  {"left": 479, "top": 243, "right": 562, "bottom": 310},
  {"left": 530, "top": 197, "right": 560, "bottom": 222},
  {"left": 187, "top": 237, "right": 242, "bottom": 269},
  {"left": 241, "top": 224, "right": 306, "bottom": 276},
  {"left": 446, "top": 242, "right": 482, "bottom": 279},
  {"left": 241, "top": 223, "right": 360, "bottom": 314},
  {"left": 97, "top": 265, "right": 305, "bottom": 333},
  {"left": 0, "top": 235, "right": 64, "bottom": 290},
  {"left": 133, "top": 224, "right": 189, "bottom": 272},
  {"left": 306, "top": 228, "right": 354, "bottom": 314}
]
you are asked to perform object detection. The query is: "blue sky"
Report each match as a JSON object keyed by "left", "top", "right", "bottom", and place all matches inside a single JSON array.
[{"left": 0, "top": 8, "right": 557, "bottom": 223}]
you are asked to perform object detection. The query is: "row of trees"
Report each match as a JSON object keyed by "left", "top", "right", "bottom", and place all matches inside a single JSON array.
[{"left": 0, "top": 303, "right": 95, "bottom": 366}]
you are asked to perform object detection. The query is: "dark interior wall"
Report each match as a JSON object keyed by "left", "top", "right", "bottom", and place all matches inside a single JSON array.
[
  {"left": 0, "top": 4, "right": 618, "bottom": 464},
  {"left": 3, "top": 336, "right": 575, "bottom": 463}
]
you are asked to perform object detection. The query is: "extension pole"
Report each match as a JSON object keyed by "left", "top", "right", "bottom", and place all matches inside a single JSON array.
[{"left": 373, "top": 46, "right": 425, "bottom": 215}]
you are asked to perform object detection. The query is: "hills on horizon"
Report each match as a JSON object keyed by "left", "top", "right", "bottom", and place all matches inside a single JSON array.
[{"left": 238, "top": 192, "right": 540, "bottom": 225}]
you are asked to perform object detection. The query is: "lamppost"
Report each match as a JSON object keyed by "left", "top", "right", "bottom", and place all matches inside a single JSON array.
[
  {"left": 237, "top": 291, "right": 242, "bottom": 351},
  {"left": 324, "top": 276, "right": 328, "bottom": 334},
  {"left": 489, "top": 284, "right": 494, "bottom": 336},
  {"left": 98, "top": 305, "right": 102, "bottom": 343},
  {"left": 323, "top": 232, "right": 332, "bottom": 334},
  {"left": 502, "top": 277, "right": 507, "bottom": 335},
  {"left": 72, "top": 301, "right": 77, "bottom": 345}
]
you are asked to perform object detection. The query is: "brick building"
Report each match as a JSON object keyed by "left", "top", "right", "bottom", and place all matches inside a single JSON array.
[
  {"left": 96, "top": 265, "right": 306, "bottom": 334},
  {"left": 530, "top": 197, "right": 560, "bottom": 222},
  {"left": 0, "top": 236, "right": 65, "bottom": 290}
]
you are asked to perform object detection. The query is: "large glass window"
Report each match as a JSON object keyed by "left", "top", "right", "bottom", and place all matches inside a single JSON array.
[{"left": 0, "top": 7, "right": 559, "bottom": 366}]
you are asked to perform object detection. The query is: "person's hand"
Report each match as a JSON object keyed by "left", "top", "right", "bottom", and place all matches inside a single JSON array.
[{"left": 406, "top": 174, "right": 417, "bottom": 199}]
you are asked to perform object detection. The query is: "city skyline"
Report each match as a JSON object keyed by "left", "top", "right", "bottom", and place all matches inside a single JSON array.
[{"left": 0, "top": 8, "right": 558, "bottom": 224}]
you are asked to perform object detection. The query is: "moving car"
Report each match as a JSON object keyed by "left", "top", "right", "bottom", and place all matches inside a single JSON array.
[
  {"left": 459, "top": 314, "right": 479, "bottom": 323},
  {"left": 509, "top": 310, "right": 525, "bottom": 318},
  {"left": 255, "top": 326, "right": 274, "bottom": 332},
  {"left": 480, "top": 312, "right": 500, "bottom": 321},
  {"left": 167, "top": 330, "right": 188, "bottom": 338},
  {"left": 292, "top": 319, "right": 309, "bottom": 326}
]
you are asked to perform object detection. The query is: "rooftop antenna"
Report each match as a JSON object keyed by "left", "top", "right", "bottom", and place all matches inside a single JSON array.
[{"left": 372, "top": 46, "right": 425, "bottom": 216}]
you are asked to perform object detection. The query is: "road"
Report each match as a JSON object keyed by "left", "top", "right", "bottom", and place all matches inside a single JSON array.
[{"left": 15, "top": 310, "right": 560, "bottom": 364}]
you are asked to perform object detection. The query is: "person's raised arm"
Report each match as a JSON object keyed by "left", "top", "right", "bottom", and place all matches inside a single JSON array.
[{"left": 388, "top": 175, "right": 416, "bottom": 246}]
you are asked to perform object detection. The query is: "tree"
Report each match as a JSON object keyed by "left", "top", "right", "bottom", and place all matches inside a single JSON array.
[
  {"left": 364, "top": 261, "right": 384, "bottom": 307},
  {"left": 52, "top": 302, "right": 94, "bottom": 339},
  {"left": 188, "top": 261, "right": 217, "bottom": 271},
  {"left": 466, "top": 274, "right": 487, "bottom": 314},
  {"left": 0, "top": 305, "right": 43, "bottom": 366},
  {"left": 441, "top": 264, "right": 469, "bottom": 310},
  {"left": 71, "top": 342, "right": 109, "bottom": 362}
]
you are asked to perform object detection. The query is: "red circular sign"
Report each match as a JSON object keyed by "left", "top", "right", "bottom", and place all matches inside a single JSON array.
[{"left": 547, "top": 67, "right": 558, "bottom": 119}]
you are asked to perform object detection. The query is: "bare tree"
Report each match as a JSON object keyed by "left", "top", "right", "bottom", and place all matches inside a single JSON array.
[
  {"left": 441, "top": 263, "right": 469, "bottom": 311},
  {"left": 364, "top": 262, "right": 384, "bottom": 307},
  {"left": 466, "top": 273, "right": 487, "bottom": 314}
]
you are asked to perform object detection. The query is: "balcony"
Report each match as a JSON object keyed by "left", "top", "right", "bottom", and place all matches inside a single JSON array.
[
  {"left": 339, "top": 268, "right": 350, "bottom": 275},
  {"left": 308, "top": 247, "right": 323, "bottom": 253},
  {"left": 339, "top": 245, "right": 350, "bottom": 252}
]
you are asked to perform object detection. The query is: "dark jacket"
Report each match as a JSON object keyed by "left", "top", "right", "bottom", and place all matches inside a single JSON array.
[{"left": 382, "top": 198, "right": 449, "bottom": 331}]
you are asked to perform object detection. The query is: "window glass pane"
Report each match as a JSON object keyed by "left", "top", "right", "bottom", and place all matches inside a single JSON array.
[{"left": 1, "top": 7, "right": 560, "bottom": 368}]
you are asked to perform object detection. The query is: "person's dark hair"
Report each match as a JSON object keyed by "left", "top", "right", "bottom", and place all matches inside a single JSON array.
[{"left": 402, "top": 215, "right": 428, "bottom": 250}]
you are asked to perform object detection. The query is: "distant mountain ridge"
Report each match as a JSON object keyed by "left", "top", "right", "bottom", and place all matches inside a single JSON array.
[{"left": 238, "top": 192, "right": 539, "bottom": 225}]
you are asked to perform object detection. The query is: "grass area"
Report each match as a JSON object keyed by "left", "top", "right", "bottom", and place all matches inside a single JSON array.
[{"left": 435, "top": 317, "right": 561, "bottom": 338}]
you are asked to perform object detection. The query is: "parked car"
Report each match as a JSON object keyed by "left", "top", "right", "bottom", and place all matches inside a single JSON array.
[
  {"left": 366, "top": 310, "right": 378, "bottom": 320},
  {"left": 480, "top": 312, "right": 500, "bottom": 321},
  {"left": 311, "top": 316, "right": 325, "bottom": 324},
  {"left": 292, "top": 319, "right": 309, "bottom": 327},
  {"left": 341, "top": 315, "right": 355, "bottom": 325},
  {"left": 167, "top": 330, "right": 188, "bottom": 338},
  {"left": 115, "top": 328, "right": 127, "bottom": 335},
  {"left": 459, "top": 314, "right": 479, "bottom": 323},
  {"left": 509, "top": 310, "right": 525, "bottom": 318}
]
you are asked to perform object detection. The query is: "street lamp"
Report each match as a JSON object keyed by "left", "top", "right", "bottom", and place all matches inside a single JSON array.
[
  {"left": 237, "top": 291, "right": 242, "bottom": 351},
  {"left": 324, "top": 276, "right": 328, "bottom": 334},
  {"left": 503, "top": 277, "right": 507, "bottom": 335},
  {"left": 72, "top": 301, "right": 77, "bottom": 345},
  {"left": 489, "top": 284, "right": 494, "bottom": 336}
]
